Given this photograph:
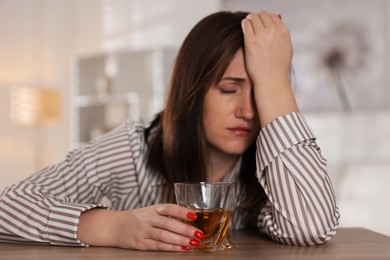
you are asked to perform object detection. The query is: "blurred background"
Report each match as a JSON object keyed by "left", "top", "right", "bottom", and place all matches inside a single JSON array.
[{"left": 0, "top": 0, "right": 389, "bottom": 236}]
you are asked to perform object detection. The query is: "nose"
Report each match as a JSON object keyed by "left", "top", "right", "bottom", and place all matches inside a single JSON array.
[{"left": 235, "top": 90, "right": 255, "bottom": 120}]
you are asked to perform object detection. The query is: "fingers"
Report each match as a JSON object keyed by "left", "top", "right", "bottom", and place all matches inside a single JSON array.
[
  {"left": 241, "top": 18, "right": 254, "bottom": 36},
  {"left": 148, "top": 227, "right": 201, "bottom": 249},
  {"left": 153, "top": 213, "right": 202, "bottom": 239},
  {"left": 141, "top": 238, "right": 190, "bottom": 252},
  {"left": 258, "top": 11, "right": 276, "bottom": 27},
  {"left": 121, "top": 204, "right": 205, "bottom": 251},
  {"left": 243, "top": 11, "right": 282, "bottom": 34},
  {"left": 155, "top": 203, "right": 196, "bottom": 221},
  {"left": 154, "top": 204, "right": 204, "bottom": 240},
  {"left": 153, "top": 204, "right": 204, "bottom": 250},
  {"left": 270, "top": 13, "right": 283, "bottom": 25},
  {"left": 246, "top": 12, "right": 265, "bottom": 34}
]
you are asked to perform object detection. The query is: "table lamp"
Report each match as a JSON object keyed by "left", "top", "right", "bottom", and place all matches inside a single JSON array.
[{"left": 10, "top": 86, "right": 61, "bottom": 171}]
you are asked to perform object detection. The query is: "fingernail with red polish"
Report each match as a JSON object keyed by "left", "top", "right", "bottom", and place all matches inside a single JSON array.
[
  {"left": 194, "top": 231, "right": 205, "bottom": 240},
  {"left": 278, "top": 14, "right": 282, "bottom": 20},
  {"left": 181, "top": 246, "right": 191, "bottom": 251},
  {"left": 189, "top": 239, "right": 200, "bottom": 247},
  {"left": 187, "top": 212, "right": 197, "bottom": 221}
]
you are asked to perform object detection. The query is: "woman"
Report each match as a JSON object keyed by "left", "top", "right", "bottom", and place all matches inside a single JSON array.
[{"left": 0, "top": 11, "right": 340, "bottom": 251}]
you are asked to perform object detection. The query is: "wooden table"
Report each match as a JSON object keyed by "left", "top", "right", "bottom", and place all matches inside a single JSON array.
[{"left": 0, "top": 228, "right": 389, "bottom": 260}]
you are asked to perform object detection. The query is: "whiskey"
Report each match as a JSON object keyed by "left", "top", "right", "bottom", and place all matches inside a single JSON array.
[{"left": 185, "top": 208, "right": 232, "bottom": 251}]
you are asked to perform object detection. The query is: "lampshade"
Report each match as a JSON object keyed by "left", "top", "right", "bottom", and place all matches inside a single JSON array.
[{"left": 10, "top": 87, "right": 61, "bottom": 126}]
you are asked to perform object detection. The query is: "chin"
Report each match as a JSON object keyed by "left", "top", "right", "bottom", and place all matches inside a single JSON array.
[{"left": 224, "top": 145, "right": 250, "bottom": 155}]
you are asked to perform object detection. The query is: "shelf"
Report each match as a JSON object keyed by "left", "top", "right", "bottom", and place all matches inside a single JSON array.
[
  {"left": 69, "top": 47, "right": 177, "bottom": 149},
  {"left": 74, "top": 92, "right": 139, "bottom": 107}
]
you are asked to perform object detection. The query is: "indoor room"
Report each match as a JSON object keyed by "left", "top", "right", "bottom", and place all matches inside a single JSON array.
[{"left": 0, "top": 0, "right": 389, "bottom": 258}]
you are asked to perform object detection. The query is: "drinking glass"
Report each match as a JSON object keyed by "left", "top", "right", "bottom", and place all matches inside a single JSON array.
[{"left": 174, "top": 182, "right": 236, "bottom": 252}]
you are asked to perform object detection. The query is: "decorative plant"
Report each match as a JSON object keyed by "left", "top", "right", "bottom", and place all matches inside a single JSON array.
[{"left": 315, "top": 21, "right": 369, "bottom": 112}]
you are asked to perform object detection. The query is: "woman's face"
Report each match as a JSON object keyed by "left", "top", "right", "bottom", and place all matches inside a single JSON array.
[{"left": 203, "top": 49, "right": 260, "bottom": 157}]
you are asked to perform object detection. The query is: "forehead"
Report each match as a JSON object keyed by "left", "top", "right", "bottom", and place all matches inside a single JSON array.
[{"left": 222, "top": 49, "right": 247, "bottom": 79}]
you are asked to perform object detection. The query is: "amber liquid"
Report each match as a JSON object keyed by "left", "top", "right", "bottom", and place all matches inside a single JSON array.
[{"left": 185, "top": 208, "right": 232, "bottom": 251}]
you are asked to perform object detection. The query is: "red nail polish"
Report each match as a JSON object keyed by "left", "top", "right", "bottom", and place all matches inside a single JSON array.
[
  {"left": 181, "top": 246, "right": 191, "bottom": 251},
  {"left": 194, "top": 231, "right": 205, "bottom": 240},
  {"left": 278, "top": 14, "right": 282, "bottom": 20},
  {"left": 189, "top": 239, "right": 200, "bottom": 247},
  {"left": 187, "top": 212, "right": 197, "bottom": 221}
]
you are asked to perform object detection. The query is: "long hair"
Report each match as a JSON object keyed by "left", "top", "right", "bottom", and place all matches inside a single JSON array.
[{"left": 146, "top": 11, "right": 264, "bottom": 210}]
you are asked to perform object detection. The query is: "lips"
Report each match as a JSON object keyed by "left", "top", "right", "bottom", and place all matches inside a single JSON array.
[{"left": 228, "top": 126, "right": 252, "bottom": 137}]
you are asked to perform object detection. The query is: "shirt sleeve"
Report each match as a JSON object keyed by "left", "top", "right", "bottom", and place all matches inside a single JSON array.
[
  {"left": 256, "top": 112, "right": 340, "bottom": 246},
  {"left": 0, "top": 120, "right": 140, "bottom": 246}
]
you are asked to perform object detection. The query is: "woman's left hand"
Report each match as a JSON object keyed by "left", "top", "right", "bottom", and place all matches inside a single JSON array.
[
  {"left": 241, "top": 11, "right": 292, "bottom": 87},
  {"left": 241, "top": 11, "right": 298, "bottom": 126}
]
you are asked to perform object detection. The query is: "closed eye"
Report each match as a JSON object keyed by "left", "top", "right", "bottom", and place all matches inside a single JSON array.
[
  {"left": 220, "top": 89, "right": 237, "bottom": 94},
  {"left": 218, "top": 76, "right": 246, "bottom": 94}
]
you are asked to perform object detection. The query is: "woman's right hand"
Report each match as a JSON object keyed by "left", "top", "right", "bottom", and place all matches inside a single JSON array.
[{"left": 77, "top": 203, "right": 205, "bottom": 251}]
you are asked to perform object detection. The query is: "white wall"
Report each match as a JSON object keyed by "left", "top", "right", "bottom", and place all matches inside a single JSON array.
[
  {"left": 101, "top": 0, "right": 221, "bottom": 50},
  {"left": 306, "top": 113, "right": 390, "bottom": 236},
  {"left": 0, "top": 0, "right": 104, "bottom": 186},
  {"left": 0, "top": 0, "right": 221, "bottom": 187}
]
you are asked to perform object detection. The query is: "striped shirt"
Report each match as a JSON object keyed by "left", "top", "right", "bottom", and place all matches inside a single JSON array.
[{"left": 0, "top": 112, "right": 340, "bottom": 246}]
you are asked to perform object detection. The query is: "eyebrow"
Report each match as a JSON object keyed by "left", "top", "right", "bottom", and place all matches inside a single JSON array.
[{"left": 220, "top": 76, "right": 246, "bottom": 82}]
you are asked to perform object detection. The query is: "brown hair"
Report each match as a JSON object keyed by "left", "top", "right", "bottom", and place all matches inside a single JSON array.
[{"left": 146, "top": 11, "right": 263, "bottom": 211}]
